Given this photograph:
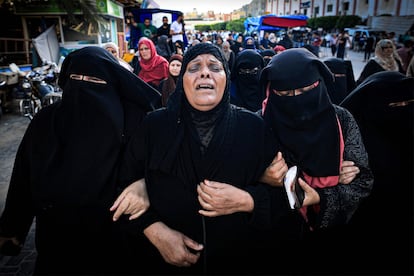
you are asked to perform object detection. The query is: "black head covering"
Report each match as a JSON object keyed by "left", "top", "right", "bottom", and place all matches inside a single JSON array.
[
  {"left": 150, "top": 42, "right": 232, "bottom": 171},
  {"left": 232, "top": 49, "right": 265, "bottom": 112},
  {"left": 260, "top": 47, "right": 340, "bottom": 176},
  {"left": 323, "top": 57, "right": 356, "bottom": 104},
  {"left": 43, "top": 46, "right": 160, "bottom": 205},
  {"left": 340, "top": 71, "right": 414, "bottom": 176},
  {"left": 260, "top": 49, "right": 276, "bottom": 66}
]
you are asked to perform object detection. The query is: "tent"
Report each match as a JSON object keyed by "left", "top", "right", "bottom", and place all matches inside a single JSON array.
[{"left": 244, "top": 14, "right": 308, "bottom": 35}]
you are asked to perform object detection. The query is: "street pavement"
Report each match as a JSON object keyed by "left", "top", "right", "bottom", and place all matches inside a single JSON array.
[{"left": 0, "top": 47, "right": 367, "bottom": 275}]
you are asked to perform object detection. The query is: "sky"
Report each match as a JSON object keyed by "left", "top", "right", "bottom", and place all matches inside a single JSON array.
[{"left": 152, "top": 0, "right": 252, "bottom": 14}]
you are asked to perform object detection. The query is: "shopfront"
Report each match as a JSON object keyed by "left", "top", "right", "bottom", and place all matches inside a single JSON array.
[{"left": 14, "top": 0, "right": 126, "bottom": 64}]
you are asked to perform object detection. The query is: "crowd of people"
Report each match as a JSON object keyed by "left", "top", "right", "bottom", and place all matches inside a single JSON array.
[{"left": 0, "top": 13, "right": 413, "bottom": 275}]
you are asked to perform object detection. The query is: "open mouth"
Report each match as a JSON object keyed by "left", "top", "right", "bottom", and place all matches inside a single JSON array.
[{"left": 197, "top": 84, "right": 214, "bottom": 89}]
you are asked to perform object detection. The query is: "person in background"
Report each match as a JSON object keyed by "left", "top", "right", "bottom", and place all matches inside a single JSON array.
[
  {"left": 159, "top": 54, "right": 182, "bottom": 106},
  {"left": 129, "top": 17, "right": 157, "bottom": 44},
  {"left": 267, "top": 32, "right": 278, "bottom": 49},
  {"left": 278, "top": 33, "right": 294, "bottom": 49},
  {"left": 103, "top": 42, "right": 134, "bottom": 72},
  {"left": 328, "top": 33, "right": 337, "bottom": 56},
  {"left": 242, "top": 36, "right": 259, "bottom": 52},
  {"left": 0, "top": 46, "right": 161, "bottom": 275},
  {"left": 155, "top": 34, "right": 172, "bottom": 61},
  {"left": 221, "top": 40, "right": 235, "bottom": 73},
  {"left": 260, "top": 48, "right": 275, "bottom": 66},
  {"left": 323, "top": 57, "right": 356, "bottom": 105},
  {"left": 340, "top": 71, "right": 414, "bottom": 275},
  {"left": 214, "top": 35, "right": 224, "bottom": 49},
  {"left": 259, "top": 48, "right": 374, "bottom": 275},
  {"left": 336, "top": 30, "right": 351, "bottom": 59},
  {"left": 396, "top": 38, "right": 414, "bottom": 74},
  {"left": 273, "top": 44, "right": 286, "bottom": 54},
  {"left": 259, "top": 31, "right": 270, "bottom": 50},
  {"left": 230, "top": 49, "right": 265, "bottom": 112},
  {"left": 173, "top": 40, "right": 185, "bottom": 56},
  {"left": 135, "top": 37, "right": 169, "bottom": 90},
  {"left": 157, "top": 16, "right": 171, "bottom": 39},
  {"left": 230, "top": 33, "right": 244, "bottom": 56},
  {"left": 363, "top": 34, "right": 375, "bottom": 62},
  {"left": 170, "top": 12, "right": 185, "bottom": 53},
  {"left": 357, "top": 38, "right": 404, "bottom": 85},
  {"left": 125, "top": 11, "right": 140, "bottom": 51},
  {"left": 310, "top": 31, "right": 322, "bottom": 57}
]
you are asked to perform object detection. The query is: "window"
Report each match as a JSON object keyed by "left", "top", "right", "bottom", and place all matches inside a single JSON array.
[
  {"left": 343, "top": 2, "right": 349, "bottom": 11},
  {"left": 327, "top": 4, "right": 333, "bottom": 12}
]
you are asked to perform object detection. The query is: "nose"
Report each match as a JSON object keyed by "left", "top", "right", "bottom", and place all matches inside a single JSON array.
[{"left": 200, "top": 66, "right": 210, "bottom": 78}]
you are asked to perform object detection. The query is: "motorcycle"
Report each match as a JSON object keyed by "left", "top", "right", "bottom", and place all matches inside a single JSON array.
[{"left": 9, "top": 62, "right": 62, "bottom": 120}]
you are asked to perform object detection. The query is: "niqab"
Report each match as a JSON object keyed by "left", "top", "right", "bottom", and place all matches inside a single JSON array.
[
  {"left": 232, "top": 49, "right": 265, "bottom": 112},
  {"left": 260, "top": 48, "right": 340, "bottom": 178}
]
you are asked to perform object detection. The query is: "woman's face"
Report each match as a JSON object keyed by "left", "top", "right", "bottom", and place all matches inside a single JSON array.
[
  {"left": 169, "top": 60, "right": 182, "bottom": 77},
  {"left": 183, "top": 54, "right": 226, "bottom": 111},
  {"left": 381, "top": 43, "right": 394, "bottom": 56},
  {"left": 139, "top": 44, "right": 152, "bottom": 60}
]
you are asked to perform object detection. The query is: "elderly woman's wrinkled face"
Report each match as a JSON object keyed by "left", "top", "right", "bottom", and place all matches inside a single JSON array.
[{"left": 183, "top": 54, "right": 226, "bottom": 111}]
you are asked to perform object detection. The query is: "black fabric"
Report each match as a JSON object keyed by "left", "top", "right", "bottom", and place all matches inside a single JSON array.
[
  {"left": 323, "top": 57, "right": 356, "bottom": 104},
  {"left": 0, "top": 46, "right": 161, "bottom": 275},
  {"left": 356, "top": 58, "right": 404, "bottom": 85},
  {"left": 120, "top": 43, "right": 296, "bottom": 275},
  {"left": 261, "top": 48, "right": 340, "bottom": 177},
  {"left": 231, "top": 49, "right": 265, "bottom": 112},
  {"left": 340, "top": 71, "right": 414, "bottom": 275}
]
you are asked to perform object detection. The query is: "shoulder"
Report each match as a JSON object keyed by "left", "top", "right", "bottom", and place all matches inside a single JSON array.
[
  {"left": 334, "top": 105, "right": 359, "bottom": 133},
  {"left": 230, "top": 105, "right": 265, "bottom": 127},
  {"left": 333, "top": 104, "right": 352, "bottom": 119}
]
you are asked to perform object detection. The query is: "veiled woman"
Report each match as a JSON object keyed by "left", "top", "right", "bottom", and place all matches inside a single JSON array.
[
  {"left": 340, "top": 71, "right": 414, "bottom": 275},
  {"left": 260, "top": 47, "right": 374, "bottom": 274},
  {"left": 0, "top": 46, "right": 161, "bottom": 275},
  {"left": 230, "top": 49, "right": 265, "bottom": 112}
]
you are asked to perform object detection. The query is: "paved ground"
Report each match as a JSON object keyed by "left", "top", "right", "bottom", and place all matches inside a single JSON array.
[
  {"left": 0, "top": 48, "right": 367, "bottom": 275},
  {"left": 0, "top": 114, "right": 36, "bottom": 276}
]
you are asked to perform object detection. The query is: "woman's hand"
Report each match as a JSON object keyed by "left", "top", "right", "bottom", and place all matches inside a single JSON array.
[
  {"left": 197, "top": 180, "right": 254, "bottom": 217},
  {"left": 260, "top": 152, "right": 288, "bottom": 187},
  {"left": 339, "top": 160, "right": 360, "bottom": 184},
  {"left": 110, "top": 178, "right": 149, "bottom": 221},
  {"left": 299, "top": 178, "right": 320, "bottom": 207},
  {"left": 144, "top": 222, "right": 203, "bottom": 267}
]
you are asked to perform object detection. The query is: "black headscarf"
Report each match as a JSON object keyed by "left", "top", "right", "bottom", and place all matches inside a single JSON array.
[
  {"left": 260, "top": 47, "right": 340, "bottom": 177},
  {"left": 149, "top": 42, "right": 232, "bottom": 171},
  {"left": 340, "top": 71, "right": 414, "bottom": 176}
]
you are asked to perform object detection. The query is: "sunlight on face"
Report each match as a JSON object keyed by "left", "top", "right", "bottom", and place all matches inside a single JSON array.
[{"left": 183, "top": 54, "right": 226, "bottom": 111}]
